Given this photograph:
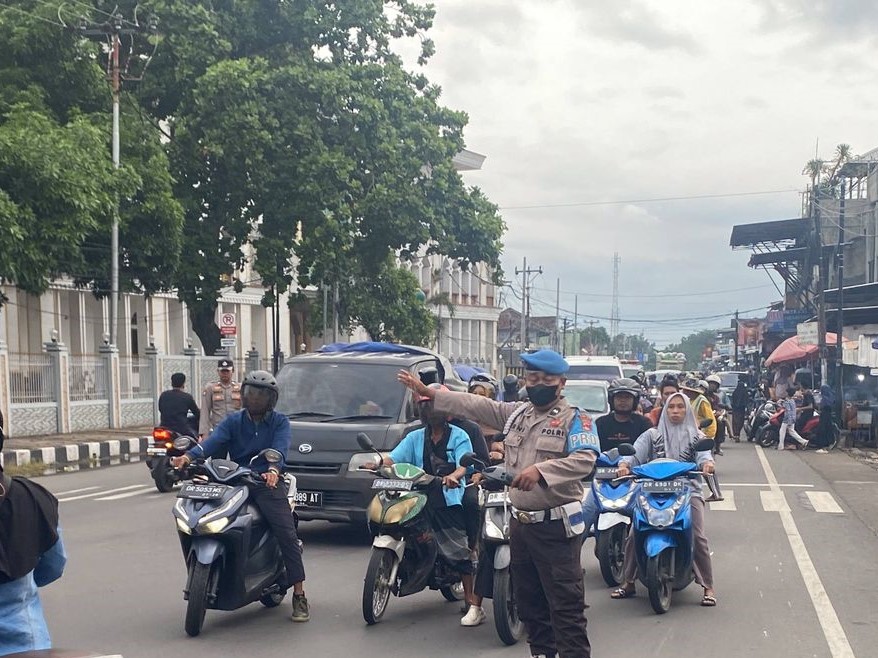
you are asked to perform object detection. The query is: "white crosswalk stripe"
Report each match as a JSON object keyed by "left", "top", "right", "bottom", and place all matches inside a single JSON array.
[
  {"left": 804, "top": 491, "right": 844, "bottom": 514},
  {"left": 94, "top": 486, "right": 156, "bottom": 501},
  {"left": 58, "top": 484, "right": 152, "bottom": 503}
]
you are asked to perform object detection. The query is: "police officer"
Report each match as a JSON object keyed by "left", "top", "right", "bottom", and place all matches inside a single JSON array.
[
  {"left": 199, "top": 358, "right": 242, "bottom": 438},
  {"left": 399, "top": 348, "right": 598, "bottom": 658}
]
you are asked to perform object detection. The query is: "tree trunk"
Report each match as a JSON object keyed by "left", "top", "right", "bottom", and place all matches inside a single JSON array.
[{"left": 189, "top": 303, "right": 221, "bottom": 355}]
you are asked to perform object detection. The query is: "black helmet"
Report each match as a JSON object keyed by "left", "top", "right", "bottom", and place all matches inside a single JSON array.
[
  {"left": 468, "top": 373, "right": 497, "bottom": 399},
  {"left": 608, "top": 377, "right": 641, "bottom": 411},
  {"left": 502, "top": 374, "right": 519, "bottom": 391},
  {"left": 241, "top": 370, "right": 279, "bottom": 411}
]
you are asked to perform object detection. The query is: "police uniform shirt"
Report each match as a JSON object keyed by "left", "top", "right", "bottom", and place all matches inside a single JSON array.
[
  {"left": 433, "top": 391, "right": 598, "bottom": 511},
  {"left": 199, "top": 380, "right": 242, "bottom": 436}
]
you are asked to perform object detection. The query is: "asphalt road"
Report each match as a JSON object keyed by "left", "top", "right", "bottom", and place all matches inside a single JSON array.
[{"left": 32, "top": 442, "right": 878, "bottom": 658}]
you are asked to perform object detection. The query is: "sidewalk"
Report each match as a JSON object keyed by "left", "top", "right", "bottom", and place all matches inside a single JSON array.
[{"left": 1, "top": 426, "right": 153, "bottom": 473}]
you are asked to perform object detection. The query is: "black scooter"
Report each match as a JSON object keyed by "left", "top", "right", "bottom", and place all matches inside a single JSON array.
[
  {"left": 146, "top": 427, "right": 192, "bottom": 492},
  {"left": 171, "top": 437, "right": 297, "bottom": 636}
]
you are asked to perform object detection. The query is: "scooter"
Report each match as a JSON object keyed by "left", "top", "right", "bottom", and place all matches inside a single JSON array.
[
  {"left": 588, "top": 446, "right": 637, "bottom": 587},
  {"left": 756, "top": 409, "right": 839, "bottom": 450},
  {"left": 743, "top": 399, "right": 778, "bottom": 442},
  {"left": 170, "top": 437, "right": 298, "bottom": 636},
  {"left": 459, "top": 452, "right": 522, "bottom": 646},
  {"left": 616, "top": 438, "right": 714, "bottom": 614},
  {"left": 356, "top": 433, "right": 466, "bottom": 625},
  {"left": 146, "top": 427, "right": 192, "bottom": 492}
]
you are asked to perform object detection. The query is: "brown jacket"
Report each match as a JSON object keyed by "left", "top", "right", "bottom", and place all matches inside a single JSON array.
[{"left": 433, "top": 390, "right": 597, "bottom": 511}]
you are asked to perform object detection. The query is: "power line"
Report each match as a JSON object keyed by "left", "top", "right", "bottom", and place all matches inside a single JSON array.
[
  {"left": 529, "top": 282, "right": 775, "bottom": 299},
  {"left": 498, "top": 188, "right": 801, "bottom": 211},
  {"left": 0, "top": 1, "right": 65, "bottom": 27}
]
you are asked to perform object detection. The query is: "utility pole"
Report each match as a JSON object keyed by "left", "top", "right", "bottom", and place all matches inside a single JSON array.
[
  {"left": 835, "top": 181, "right": 846, "bottom": 417},
  {"left": 814, "top": 182, "right": 828, "bottom": 385},
  {"left": 514, "top": 258, "right": 542, "bottom": 351},
  {"left": 78, "top": 13, "right": 156, "bottom": 347},
  {"left": 734, "top": 309, "right": 739, "bottom": 367},
  {"left": 554, "top": 278, "right": 560, "bottom": 351},
  {"left": 561, "top": 318, "right": 570, "bottom": 356}
]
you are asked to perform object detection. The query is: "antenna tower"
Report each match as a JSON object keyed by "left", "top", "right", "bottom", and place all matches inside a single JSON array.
[{"left": 610, "top": 252, "right": 621, "bottom": 340}]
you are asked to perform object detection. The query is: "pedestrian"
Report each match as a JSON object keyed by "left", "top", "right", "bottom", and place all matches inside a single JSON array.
[
  {"left": 731, "top": 380, "right": 748, "bottom": 440},
  {"left": 794, "top": 381, "right": 815, "bottom": 434},
  {"left": 158, "top": 372, "right": 200, "bottom": 437},
  {"left": 399, "top": 348, "right": 599, "bottom": 658},
  {"left": 813, "top": 384, "right": 836, "bottom": 451},
  {"left": 778, "top": 387, "right": 808, "bottom": 450},
  {"left": 0, "top": 422, "right": 68, "bottom": 655},
  {"left": 199, "top": 358, "right": 242, "bottom": 438},
  {"left": 612, "top": 392, "right": 717, "bottom": 607}
]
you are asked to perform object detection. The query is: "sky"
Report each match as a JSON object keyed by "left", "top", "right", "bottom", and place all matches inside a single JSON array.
[{"left": 395, "top": 0, "right": 878, "bottom": 347}]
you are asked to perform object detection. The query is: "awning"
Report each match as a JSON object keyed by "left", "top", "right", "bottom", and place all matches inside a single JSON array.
[
  {"left": 825, "top": 306, "right": 878, "bottom": 329},
  {"left": 729, "top": 218, "right": 809, "bottom": 248},
  {"left": 824, "top": 282, "right": 878, "bottom": 307},
  {"left": 748, "top": 247, "right": 808, "bottom": 266}
]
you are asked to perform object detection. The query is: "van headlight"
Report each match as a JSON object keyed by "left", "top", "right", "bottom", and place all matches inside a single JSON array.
[{"left": 349, "top": 452, "right": 381, "bottom": 472}]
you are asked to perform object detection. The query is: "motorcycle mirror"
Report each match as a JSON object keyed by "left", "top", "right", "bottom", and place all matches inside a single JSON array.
[
  {"left": 694, "top": 438, "right": 715, "bottom": 452},
  {"left": 617, "top": 443, "right": 636, "bottom": 457},
  {"left": 699, "top": 418, "right": 714, "bottom": 429},
  {"left": 173, "top": 436, "right": 196, "bottom": 451},
  {"left": 459, "top": 452, "right": 485, "bottom": 470},
  {"left": 356, "top": 432, "right": 375, "bottom": 451},
  {"left": 262, "top": 448, "right": 283, "bottom": 464}
]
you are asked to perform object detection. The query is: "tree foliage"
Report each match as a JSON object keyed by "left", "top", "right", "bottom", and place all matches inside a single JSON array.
[{"left": 665, "top": 329, "right": 719, "bottom": 370}]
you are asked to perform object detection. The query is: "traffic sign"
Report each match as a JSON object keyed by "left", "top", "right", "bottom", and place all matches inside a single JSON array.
[
  {"left": 220, "top": 338, "right": 237, "bottom": 347},
  {"left": 220, "top": 312, "right": 237, "bottom": 336}
]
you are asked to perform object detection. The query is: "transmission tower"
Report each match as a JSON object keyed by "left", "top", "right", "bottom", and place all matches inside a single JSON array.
[{"left": 610, "top": 252, "right": 621, "bottom": 340}]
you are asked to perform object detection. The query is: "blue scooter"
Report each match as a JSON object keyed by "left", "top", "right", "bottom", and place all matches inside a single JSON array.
[
  {"left": 623, "top": 438, "right": 714, "bottom": 614},
  {"left": 588, "top": 446, "right": 637, "bottom": 587}
]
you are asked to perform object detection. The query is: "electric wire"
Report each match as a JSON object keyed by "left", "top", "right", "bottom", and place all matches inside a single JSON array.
[
  {"left": 498, "top": 188, "right": 801, "bottom": 211},
  {"left": 0, "top": 1, "right": 65, "bottom": 27}
]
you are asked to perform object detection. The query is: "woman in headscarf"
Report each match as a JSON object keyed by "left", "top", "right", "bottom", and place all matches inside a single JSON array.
[
  {"left": 0, "top": 424, "right": 67, "bottom": 655},
  {"left": 610, "top": 392, "right": 718, "bottom": 606},
  {"left": 813, "top": 384, "right": 836, "bottom": 450}
]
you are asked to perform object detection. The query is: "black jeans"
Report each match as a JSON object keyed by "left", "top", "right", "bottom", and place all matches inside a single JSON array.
[
  {"left": 510, "top": 519, "right": 590, "bottom": 658},
  {"left": 248, "top": 483, "right": 306, "bottom": 587}
]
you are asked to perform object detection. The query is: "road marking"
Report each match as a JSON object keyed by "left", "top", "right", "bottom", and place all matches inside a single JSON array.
[
  {"left": 755, "top": 446, "right": 855, "bottom": 658},
  {"left": 723, "top": 482, "right": 814, "bottom": 488},
  {"left": 53, "top": 486, "right": 100, "bottom": 496},
  {"left": 833, "top": 480, "right": 878, "bottom": 485},
  {"left": 805, "top": 491, "right": 844, "bottom": 514},
  {"left": 708, "top": 490, "right": 736, "bottom": 511},
  {"left": 94, "top": 486, "right": 155, "bottom": 501},
  {"left": 760, "top": 490, "right": 790, "bottom": 512},
  {"left": 58, "top": 484, "right": 146, "bottom": 502}
]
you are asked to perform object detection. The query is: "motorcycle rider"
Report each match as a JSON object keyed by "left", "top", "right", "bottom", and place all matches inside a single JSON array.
[
  {"left": 611, "top": 392, "right": 717, "bottom": 607},
  {"left": 646, "top": 376, "right": 680, "bottom": 426},
  {"left": 172, "top": 370, "right": 309, "bottom": 622},
  {"left": 681, "top": 378, "right": 717, "bottom": 439},
  {"left": 158, "top": 372, "right": 200, "bottom": 437},
  {"left": 595, "top": 378, "right": 653, "bottom": 452}
]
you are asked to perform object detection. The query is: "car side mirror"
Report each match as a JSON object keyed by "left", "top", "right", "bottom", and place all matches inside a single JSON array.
[
  {"left": 356, "top": 432, "right": 375, "bottom": 451},
  {"left": 617, "top": 443, "right": 636, "bottom": 457}
]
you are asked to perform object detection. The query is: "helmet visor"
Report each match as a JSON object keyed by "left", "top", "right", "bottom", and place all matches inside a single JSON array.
[{"left": 242, "top": 384, "right": 276, "bottom": 415}]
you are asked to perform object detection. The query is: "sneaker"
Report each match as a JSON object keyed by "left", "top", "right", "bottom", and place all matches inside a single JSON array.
[
  {"left": 715, "top": 448, "right": 724, "bottom": 456},
  {"left": 460, "top": 605, "right": 486, "bottom": 627},
  {"left": 291, "top": 594, "right": 310, "bottom": 622},
  {"left": 815, "top": 448, "right": 828, "bottom": 454}
]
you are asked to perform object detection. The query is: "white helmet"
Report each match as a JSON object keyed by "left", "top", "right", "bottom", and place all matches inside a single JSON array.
[{"left": 706, "top": 374, "right": 722, "bottom": 386}]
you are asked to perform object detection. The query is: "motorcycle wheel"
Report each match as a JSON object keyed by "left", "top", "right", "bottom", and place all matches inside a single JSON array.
[
  {"left": 440, "top": 581, "right": 465, "bottom": 602},
  {"left": 362, "top": 548, "right": 395, "bottom": 625},
  {"left": 756, "top": 425, "right": 778, "bottom": 448},
  {"left": 646, "top": 549, "right": 673, "bottom": 615},
  {"left": 492, "top": 568, "right": 524, "bottom": 646},
  {"left": 152, "top": 458, "right": 174, "bottom": 493},
  {"left": 596, "top": 524, "right": 627, "bottom": 587},
  {"left": 185, "top": 561, "right": 214, "bottom": 637}
]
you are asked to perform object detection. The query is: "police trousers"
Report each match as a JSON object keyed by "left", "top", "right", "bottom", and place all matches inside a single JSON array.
[
  {"left": 510, "top": 518, "right": 590, "bottom": 658},
  {"left": 249, "top": 483, "right": 306, "bottom": 587}
]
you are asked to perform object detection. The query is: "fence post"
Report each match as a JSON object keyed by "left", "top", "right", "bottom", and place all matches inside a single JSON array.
[
  {"left": 0, "top": 340, "right": 9, "bottom": 435},
  {"left": 100, "top": 343, "right": 122, "bottom": 429},
  {"left": 145, "top": 343, "right": 161, "bottom": 426},
  {"left": 45, "top": 339, "right": 71, "bottom": 434},
  {"left": 246, "top": 347, "right": 260, "bottom": 374},
  {"left": 183, "top": 344, "right": 199, "bottom": 392}
]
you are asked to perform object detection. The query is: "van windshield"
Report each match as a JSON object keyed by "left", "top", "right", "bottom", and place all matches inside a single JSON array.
[
  {"left": 566, "top": 365, "right": 622, "bottom": 382},
  {"left": 275, "top": 362, "right": 404, "bottom": 420}
]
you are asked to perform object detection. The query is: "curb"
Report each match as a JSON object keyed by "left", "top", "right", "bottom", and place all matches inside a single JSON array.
[{"left": 1, "top": 437, "right": 151, "bottom": 473}]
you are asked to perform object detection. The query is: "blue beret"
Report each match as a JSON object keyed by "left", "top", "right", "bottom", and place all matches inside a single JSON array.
[{"left": 520, "top": 349, "right": 569, "bottom": 375}]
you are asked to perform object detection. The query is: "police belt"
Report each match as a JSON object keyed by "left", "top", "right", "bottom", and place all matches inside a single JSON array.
[{"left": 511, "top": 505, "right": 566, "bottom": 525}]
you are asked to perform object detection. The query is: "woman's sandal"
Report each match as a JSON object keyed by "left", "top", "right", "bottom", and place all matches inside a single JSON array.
[
  {"left": 610, "top": 587, "right": 635, "bottom": 599},
  {"left": 700, "top": 594, "right": 717, "bottom": 607}
]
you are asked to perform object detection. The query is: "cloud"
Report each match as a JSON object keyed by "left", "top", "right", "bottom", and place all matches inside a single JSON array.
[
  {"left": 572, "top": 0, "right": 702, "bottom": 54},
  {"left": 647, "top": 86, "right": 686, "bottom": 100},
  {"left": 760, "top": 0, "right": 878, "bottom": 45}
]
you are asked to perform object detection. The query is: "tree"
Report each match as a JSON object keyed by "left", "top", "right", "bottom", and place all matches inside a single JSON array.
[
  {"left": 579, "top": 325, "right": 611, "bottom": 355},
  {"left": 665, "top": 329, "right": 719, "bottom": 371}
]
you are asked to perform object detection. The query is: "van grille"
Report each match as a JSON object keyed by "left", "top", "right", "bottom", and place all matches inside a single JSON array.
[
  {"left": 322, "top": 491, "right": 362, "bottom": 507},
  {"left": 285, "top": 461, "right": 342, "bottom": 474}
]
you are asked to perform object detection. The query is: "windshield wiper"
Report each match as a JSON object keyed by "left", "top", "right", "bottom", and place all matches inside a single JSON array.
[
  {"left": 321, "top": 414, "right": 393, "bottom": 423},
  {"left": 287, "top": 411, "right": 334, "bottom": 418}
]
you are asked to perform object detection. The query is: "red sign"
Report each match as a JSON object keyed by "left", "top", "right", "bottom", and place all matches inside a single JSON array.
[{"left": 220, "top": 312, "right": 237, "bottom": 336}]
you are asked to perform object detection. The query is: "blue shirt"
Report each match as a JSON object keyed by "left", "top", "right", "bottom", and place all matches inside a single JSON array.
[
  {"left": 782, "top": 398, "right": 797, "bottom": 425},
  {"left": 389, "top": 425, "right": 473, "bottom": 507},
  {"left": 0, "top": 532, "right": 67, "bottom": 655},
  {"left": 188, "top": 410, "right": 291, "bottom": 472}
]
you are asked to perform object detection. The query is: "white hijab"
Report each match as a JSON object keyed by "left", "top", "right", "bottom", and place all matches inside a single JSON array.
[{"left": 657, "top": 392, "right": 702, "bottom": 460}]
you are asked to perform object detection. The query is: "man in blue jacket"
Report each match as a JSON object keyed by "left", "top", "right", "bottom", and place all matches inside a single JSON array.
[{"left": 173, "top": 370, "right": 309, "bottom": 622}]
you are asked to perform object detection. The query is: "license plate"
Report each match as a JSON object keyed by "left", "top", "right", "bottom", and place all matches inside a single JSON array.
[
  {"left": 594, "top": 467, "right": 618, "bottom": 480},
  {"left": 146, "top": 447, "right": 167, "bottom": 456},
  {"left": 372, "top": 478, "right": 413, "bottom": 491},
  {"left": 294, "top": 491, "right": 323, "bottom": 507},
  {"left": 641, "top": 480, "right": 684, "bottom": 494},
  {"left": 486, "top": 491, "right": 510, "bottom": 505},
  {"left": 177, "top": 484, "right": 227, "bottom": 500}
]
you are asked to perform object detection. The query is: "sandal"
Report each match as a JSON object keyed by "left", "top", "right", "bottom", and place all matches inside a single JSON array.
[
  {"left": 610, "top": 587, "right": 635, "bottom": 599},
  {"left": 700, "top": 594, "right": 717, "bottom": 607}
]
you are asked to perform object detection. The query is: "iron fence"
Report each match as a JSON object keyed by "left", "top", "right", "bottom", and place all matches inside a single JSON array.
[
  {"left": 69, "top": 355, "right": 108, "bottom": 402},
  {"left": 9, "top": 354, "right": 54, "bottom": 403},
  {"left": 120, "top": 356, "right": 153, "bottom": 399}
]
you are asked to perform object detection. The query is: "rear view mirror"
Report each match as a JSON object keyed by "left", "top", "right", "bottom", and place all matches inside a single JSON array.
[
  {"left": 356, "top": 432, "right": 375, "bottom": 451},
  {"left": 460, "top": 452, "right": 485, "bottom": 470},
  {"left": 617, "top": 443, "right": 636, "bottom": 457},
  {"left": 173, "top": 436, "right": 196, "bottom": 451},
  {"left": 694, "top": 438, "right": 715, "bottom": 452},
  {"left": 699, "top": 418, "right": 714, "bottom": 429},
  {"left": 263, "top": 449, "right": 283, "bottom": 464}
]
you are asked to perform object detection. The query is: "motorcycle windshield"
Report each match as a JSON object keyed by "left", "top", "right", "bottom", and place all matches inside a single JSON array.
[{"left": 632, "top": 460, "right": 695, "bottom": 480}]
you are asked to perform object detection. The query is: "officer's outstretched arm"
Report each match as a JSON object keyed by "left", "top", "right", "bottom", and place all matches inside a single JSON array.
[{"left": 433, "top": 389, "right": 518, "bottom": 432}]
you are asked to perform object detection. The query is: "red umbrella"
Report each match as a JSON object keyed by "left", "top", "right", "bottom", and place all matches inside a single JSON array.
[{"left": 764, "top": 333, "right": 838, "bottom": 366}]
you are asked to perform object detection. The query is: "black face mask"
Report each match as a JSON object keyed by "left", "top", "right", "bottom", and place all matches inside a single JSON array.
[{"left": 527, "top": 384, "right": 559, "bottom": 407}]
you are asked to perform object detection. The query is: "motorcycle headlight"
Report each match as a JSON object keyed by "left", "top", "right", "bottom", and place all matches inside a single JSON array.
[
  {"left": 597, "top": 489, "right": 635, "bottom": 511},
  {"left": 176, "top": 517, "right": 191, "bottom": 535},
  {"left": 174, "top": 498, "right": 189, "bottom": 522},
  {"left": 198, "top": 517, "right": 230, "bottom": 534},
  {"left": 645, "top": 507, "right": 676, "bottom": 528},
  {"left": 484, "top": 508, "right": 507, "bottom": 540},
  {"left": 381, "top": 496, "right": 419, "bottom": 525},
  {"left": 199, "top": 490, "right": 245, "bottom": 525}
]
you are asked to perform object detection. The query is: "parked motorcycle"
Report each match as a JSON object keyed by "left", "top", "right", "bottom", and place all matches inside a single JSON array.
[
  {"left": 742, "top": 399, "right": 778, "bottom": 443},
  {"left": 587, "top": 446, "right": 637, "bottom": 587},
  {"left": 170, "top": 437, "right": 298, "bottom": 636},
  {"left": 616, "top": 438, "right": 714, "bottom": 614},
  {"left": 356, "top": 433, "right": 466, "bottom": 626},
  {"left": 756, "top": 410, "right": 839, "bottom": 450},
  {"left": 146, "top": 427, "right": 193, "bottom": 492},
  {"left": 459, "top": 452, "right": 522, "bottom": 646}
]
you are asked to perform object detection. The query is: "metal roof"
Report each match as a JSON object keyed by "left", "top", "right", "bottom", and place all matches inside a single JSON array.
[
  {"left": 729, "top": 218, "right": 809, "bottom": 248},
  {"left": 824, "top": 282, "right": 878, "bottom": 307}
]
